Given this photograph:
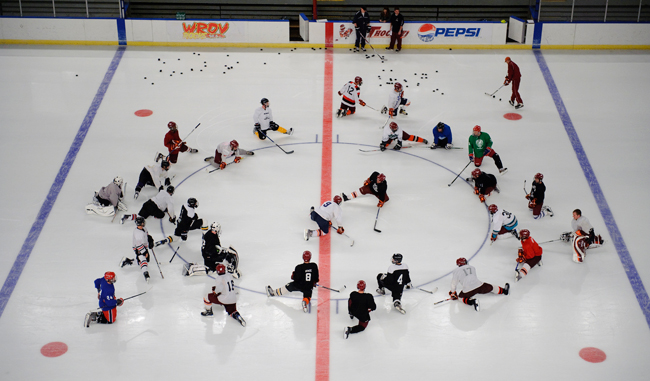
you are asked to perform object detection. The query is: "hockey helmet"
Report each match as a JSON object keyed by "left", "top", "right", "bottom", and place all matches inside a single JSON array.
[
  {"left": 389, "top": 121, "right": 398, "bottom": 132},
  {"left": 333, "top": 195, "right": 343, "bottom": 205},
  {"left": 215, "top": 263, "right": 226, "bottom": 275},
  {"left": 437, "top": 122, "right": 445, "bottom": 130},
  {"left": 230, "top": 140, "right": 239, "bottom": 150},
  {"left": 488, "top": 204, "right": 498, "bottom": 214},
  {"left": 357, "top": 280, "right": 367, "bottom": 291},
  {"left": 187, "top": 198, "right": 198, "bottom": 208},
  {"left": 261, "top": 98, "right": 269, "bottom": 106},
  {"left": 392, "top": 253, "right": 403, "bottom": 264},
  {"left": 135, "top": 216, "right": 146, "bottom": 227},
  {"left": 456, "top": 257, "right": 467, "bottom": 267},
  {"left": 472, "top": 168, "right": 482, "bottom": 178},
  {"left": 377, "top": 173, "right": 386, "bottom": 183},
  {"left": 505, "top": 56, "right": 511, "bottom": 63},
  {"left": 520, "top": 229, "right": 530, "bottom": 240},
  {"left": 168, "top": 121, "right": 177, "bottom": 130},
  {"left": 161, "top": 160, "right": 170, "bottom": 170},
  {"left": 167, "top": 185, "right": 175, "bottom": 195},
  {"left": 210, "top": 222, "right": 222, "bottom": 235},
  {"left": 104, "top": 271, "right": 116, "bottom": 282},
  {"left": 113, "top": 176, "right": 123, "bottom": 187},
  {"left": 302, "top": 250, "right": 312, "bottom": 262},
  {"left": 394, "top": 82, "right": 403, "bottom": 92},
  {"left": 354, "top": 76, "right": 363, "bottom": 86},
  {"left": 534, "top": 173, "right": 544, "bottom": 181},
  {"left": 473, "top": 125, "right": 481, "bottom": 133}
]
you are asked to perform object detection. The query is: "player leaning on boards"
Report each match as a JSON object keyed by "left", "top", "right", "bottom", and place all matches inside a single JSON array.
[
  {"left": 341, "top": 171, "right": 389, "bottom": 207},
  {"left": 86, "top": 176, "right": 127, "bottom": 217},
  {"left": 204, "top": 139, "right": 254, "bottom": 170},
  {"left": 344, "top": 280, "right": 376, "bottom": 339},
  {"left": 305, "top": 196, "right": 345, "bottom": 240},
  {"left": 253, "top": 98, "right": 292, "bottom": 139},
  {"left": 564, "top": 209, "right": 605, "bottom": 263},
  {"left": 337, "top": 76, "right": 366, "bottom": 118},
  {"left": 201, "top": 263, "right": 246, "bottom": 327},
  {"left": 266, "top": 251, "right": 320, "bottom": 313},
  {"left": 380, "top": 121, "right": 427, "bottom": 151},
  {"left": 468, "top": 125, "right": 507, "bottom": 174},
  {"left": 450, "top": 258, "right": 509, "bottom": 312},
  {"left": 515, "top": 229, "right": 543, "bottom": 282},
  {"left": 376, "top": 253, "right": 412, "bottom": 314},
  {"left": 85, "top": 271, "right": 124, "bottom": 327}
]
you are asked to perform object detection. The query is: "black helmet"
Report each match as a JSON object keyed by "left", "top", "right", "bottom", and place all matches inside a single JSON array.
[
  {"left": 188, "top": 198, "right": 198, "bottom": 208},
  {"left": 135, "top": 216, "right": 145, "bottom": 227},
  {"left": 392, "top": 253, "right": 403, "bottom": 264},
  {"left": 161, "top": 160, "right": 170, "bottom": 169},
  {"left": 167, "top": 185, "right": 175, "bottom": 194},
  {"left": 261, "top": 98, "right": 269, "bottom": 106}
]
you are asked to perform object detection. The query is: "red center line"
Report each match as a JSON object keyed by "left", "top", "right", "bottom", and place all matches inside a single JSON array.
[{"left": 315, "top": 22, "right": 334, "bottom": 381}]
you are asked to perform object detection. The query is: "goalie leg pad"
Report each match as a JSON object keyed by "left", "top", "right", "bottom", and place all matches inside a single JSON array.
[
  {"left": 183, "top": 263, "right": 209, "bottom": 276},
  {"left": 85, "top": 203, "right": 115, "bottom": 217}
]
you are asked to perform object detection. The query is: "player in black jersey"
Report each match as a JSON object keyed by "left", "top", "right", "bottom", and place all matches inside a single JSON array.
[
  {"left": 344, "top": 280, "right": 377, "bottom": 339},
  {"left": 526, "top": 173, "right": 553, "bottom": 219},
  {"left": 340, "top": 171, "right": 389, "bottom": 208},
  {"left": 376, "top": 253, "right": 412, "bottom": 314},
  {"left": 174, "top": 198, "right": 207, "bottom": 241},
  {"left": 266, "top": 251, "right": 320, "bottom": 313}
]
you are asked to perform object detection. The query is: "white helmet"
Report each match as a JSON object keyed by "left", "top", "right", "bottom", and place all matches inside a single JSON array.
[
  {"left": 113, "top": 176, "right": 123, "bottom": 187},
  {"left": 210, "top": 222, "right": 222, "bottom": 235}
]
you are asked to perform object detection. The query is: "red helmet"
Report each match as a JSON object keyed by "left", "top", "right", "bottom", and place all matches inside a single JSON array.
[
  {"left": 377, "top": 173, "right": 386, "bottom": 183},
  {"left": 104, "top": 271, "right": 116, "bottom": 282},
  {"left": 456, "top": 257, "right": 467, "bottom": 267},
  {"left": 472, "top": 168, "right": 482, "bottom": 178},
  {"left": 168, "top": 121, "right": 177, "bottom": 129},
  {"left": 230, "top": 140, "right": 239, "bottom": 150},
  {"left": 488, "top": 204, "right": 498, "bottom": 214},
  {"left": 354, "top": 76, "right": 363, "bottom": 86},
  {"left": 394, "top": 82, "right": 402, "bottom": 92},
  {"left": 473, "top": 125, "right": 481, "bottom": 133},
  {"left": 534, "top": 173, "right": 544, "bottom": 181},
  {"left": 302, "top": 250, "right": 312, "bottom": 262},
  {"left": 389, "top": 121, "right": 398, "bottom": 132},
  {"left": 215, "top": 263, "right": 226, "bottom": 275},
  {"left": 333, "top": 195, "right": 343, "bottom": 205},
  {"left": 357, "top": 280, "right": 366, "bottom": 291},
  {"left": 505, "top": 56, "right": 511, "bottom": 63},
  {"left": 520, "top": 229, "right": 530, "bottom": 240}
]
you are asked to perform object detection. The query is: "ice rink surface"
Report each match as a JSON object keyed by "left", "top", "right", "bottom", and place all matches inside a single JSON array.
[{"left": 0, "top": 44, "right": 649, "bottom": 380}]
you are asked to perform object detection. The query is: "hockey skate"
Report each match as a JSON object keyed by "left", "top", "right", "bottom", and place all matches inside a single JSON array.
[
  {"left": 344, "top": 327, "right": 351, "bottom": 339},
  {"left": 204, "top": 156, "right": 214, "bottom": 162},
  {"left": 120, "top": 215, "right": 129, "bottom": 224},
  {"left": 473, "top": 299, "right": 480, "bottom": 312},
  {"left": 336, "top": 109, "right": 342, "bottom": 118},
  {"left": 304, "top": 229, "right": 312, "bottom": 241},
  {"left": 286, "top": 128, "right": 293, "bottom": 135},
  {"left": 509, "top": 100, "right": 515, "bottom": 106},
  {"left": 201, "top": 308, "right": 213, "bottom": 317},
  {"left": 503, "top": 283, "right": 510, "bottom": 295},
  {"left": 422, "top": 139, "right": 428, "bottom": 145},
  {"left": 133, "top": 191, "right": 139, "bottom": 200},
  {"left": 266, "top": 285, "right": 275, "bottom": 297},
  {"left": 232, "top": 311, "right": 246, "bottom": 327},
  {"left": 143, "top": 271, "right": 150, "bottom": 283},
  {"left": 394, "top": 300, "right": 406, "bottom": 314},
  {"left": 119, "top": 257, "right": 133, "bottom": 268},
  {"left": 341, "top": 193, "right": 349, "bottom": 202},
  {"left": 515, "top": 270, "right": 523, "bottom": 282},
  {"left": 381, "top": 106, "right": 388, "bottom": 114},
  {"left": 189, "top": 148, "right": 198, "bottom": 153},
  {"left": 511, "top": 229, "right": 520, "bottom": 239},
  {"left": 499, "top": 167, "right": 508, "bottom": 174},
  {"left": 399, "top": 108, "right": 408, "bottom": 116},
  {"left": 361, "top": 47, "right": 366, "bottom": 52},
  {"left": 353, "top": 47, "right": 359, "bottom": 52},
  {"left": 515, "top": 103, "right": 524, "bottom": 109},
  {"left": 376, "top": 287, "right": 386, "bottom": 295},
  {"left": 84, "top": 311, "right": 98, "bottom": 328},
  {"left": 302, "top": 298, "right": 309, "bottom": 313},
  {"left": 494, "top": 186, "right": 501, "bottom": 194},
  {"left": 155, "top": 152, "right": 164, "bottom": 162},
  {"left": 154, "top": 236, "right": 172, "bottom": 247},
  {"left": 430, "top": 144, "right": 438, "bottom": 149},
  {"left": 544, "top": 205, "right": 554, "bottom": 217}
]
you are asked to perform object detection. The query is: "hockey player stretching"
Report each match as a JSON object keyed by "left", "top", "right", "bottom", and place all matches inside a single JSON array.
[
  {"left": 305, "top": 196, "right": 345, "bottom": 240},
  {"left": 85, "top": 271, "right": 124, "bottom": 327},
  {"left": 204, "top": 140, "right": 254, "bottom": 170},
  {"left": 266, "top": 251, "right": 319, "bottom": 313},
  {"left": 526, "top": 173, "right": 553, "bottom": 219},
  {"left": 468, "top": 169, "right": 498, "bottom": 203},
  {"left": 381, "top": 82, "right": 410, "bottom": 117},
  {"left": 344, "top": 280, "right": 376, "bottom": 339},
  {"left": 119, "top": 216, "right": 169, "bottom": 282},
  {"left": 377, "top": 253, "right": 412, "bottom": 314},
  {"left": 380, "top": 121, "right": 427, "bottom": 151},
  {"left": 158, "top": 121, "right": 198, "bottom": 164},
  {"left": 253, "top": 98, "right": 293, "bottom": 140},
  {"left": 86, "top": 176, "right": 127, "bottom": 217},
  {"left": 341, "top": 171, "right": 389, "bottom": 207},
  {"left": 568, "top": 209, "right": 604, "bottom": 263},
  {"left": 201, "top": 264, "right": 246, "bottom": 327},
  {"left": 488, "top": 204, "right": 519, "bottom": 241},
  {"left": 337, "top": 76, "right": 366, "bottom": 117},
  {"left": 134, "top": 160, "right": 171, "bottom": 200},
  {"left": 468, "top": 125, "right": 507, "bottom": 174},
  {"left": 515, "top": 229, "right": 542, "bottom": 281},
  {"left": 450, "top": 258, "right": 509, "bottom": 312}
]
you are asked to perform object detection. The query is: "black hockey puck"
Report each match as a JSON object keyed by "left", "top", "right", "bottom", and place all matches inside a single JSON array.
[
  {"left": 493, "top": 95, "right": 495, "bottom": 98},
  {"left": 152, "top": 83, "right": 154, "bottom": 85},
  {"left": 144, "top": 77, "right": 146, "bottom": 79},
  {"left": 500, "top": 99, "right": 502, "bottom": 101},
  {"left": 160, "top": 69, "right": 162, "bottom": 72},
  {"left": 158, "top": 58, "right": 160, "bottom": 61}
]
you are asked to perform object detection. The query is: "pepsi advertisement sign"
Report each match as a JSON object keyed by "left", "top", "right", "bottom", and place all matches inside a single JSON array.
[{"left": 418, "top": 24, "right": 482, "bottom": 42}]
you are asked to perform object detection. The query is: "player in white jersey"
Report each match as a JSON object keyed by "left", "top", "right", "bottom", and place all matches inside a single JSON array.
[
  {"left": 450, "top": 258, "right": 509, "bottom": 312},
  {"left": 201, "top": 263, "right": 246, "bottom": 326},
  {"left": 122, "top": 185, "right": 176, "bottom": 225},
  {"left": 380, "top": 121, "right": 427, "bottom": 151},
  {"left": 86, "top": 176, "right": 127, "bottom": 217},
  {"left": 376, "top": 253, "right": 412, "bottom": 314},
  {"left": 134, "top": 160, "right": 171, "bottom": 200},
  {"left": 336, "top": 77, "right": 366, "bottom": 118},
  {"left": 253, "top": 98, "right": 293, "bottom": 140},
  {"left": 381, "top": 82, "right": 410, "bottom": 117},
  {"left": 488, "top": 204, "right": 519, "bottom": 242},
  {"left": 304, "top": 196, "right": 345, "bottom": 240},
  {"left": 205, "top": 140, "right": 254, "bottom": 170},
  {"left": 568, "top": 209, "right": 604, "bottom": 263},
  {"left": 118, "top": 216, "right": 168, "bottom": 283}
]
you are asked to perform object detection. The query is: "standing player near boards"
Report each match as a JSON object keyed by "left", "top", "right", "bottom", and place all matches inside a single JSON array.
[
  {"left": 488, "top": 204, "right": 520, "bottom": 241},
  {"left": 134, "top": 160, "right": 171, "bottom": 200},
  {"left": 85, "top": 176, "right": 127, "bottom": 217},
  {"left": 174, "top": 198, "right": 207, "bottom": 241},
  {"left": 336, "top": 77, "right": 366, "bottom": 118},
  {"left": 376, "top": 253, "right": 412, "bottom": 314},
  {"left": 158, "top": 121, "right": 199, "bottom": 164},
  {"left": 380, "top": 121, "right": 427, "bottom": 151},
  {"left": 119, "top": 216, "right": 167, "bottom": 282},
  {"left": 450, "top": 258, "right": 509, "bottom": 312},
  {"left": 341, "top": 171, "right": 389, "bottom": 207},
  {"left": 468, "top": 125, "right": 507, "bottom": 174},
  {"left": 201, "top": 263, "right": 246, "bottom": 327},
  {"left": 352, "top": 7, "right": 370, "bottom": 52},
  {"left": 344, "top": 280, "right": 376, "bottom": 339},
  {"left": 121, "top": 185, "right": 176, "bottom": 224},
  {"left": 386, "top": 7, "right": 404, "bottom": 52},
  {"left": 305, "top": 196, "right": 345, "bottom": 240},
  {"left": 266, "top": 251, "right": 320, "bottom": 313},
  {"left": 204, "top": 139, "right": 254, "bottom": 170},
  {"left": 467, "top": 169, "right": 498, "bottom": 203},
  {"left": 431, "top": 122, "right": 454, "bottom": 149},
  {"left": 381, "top": 82, "right": 410, "bottom": 117},
  {"left": 85, "top": 271, "right": 124, "bottom": 327},
  {"left": 253, "top": 98, "right": 293, "bottom": 140},
  {"left": 515, "top": 229, "right": 543, "bottom": 282},
  {"left": 526, "top": 173, "right": 554, "bottom": 219},
  {"left": 504, "top": 57, "right": 523, "bottom": 109}
]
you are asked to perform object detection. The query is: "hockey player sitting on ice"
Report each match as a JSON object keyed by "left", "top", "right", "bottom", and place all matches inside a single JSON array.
[
  {"left": 201, "top": 263, "right": 246, "bottom": 327},
  {"left": 134, "top": 160, "right": 171, "bottom": 200},
  {"left": 336, "top": 76, "right": 366, "bottom": 118},
  {"left": 515, "top": 229, "right": 542, "bottom": 282},
  {"left": 86, "top": 176, "right": 127, "bottom": 217},
  {"left": 204, "top": 140, "right": 254, "bottom": 170},
  {"left": 468, "top": 125, "right": 507, "bottom": 174},
  {"left": 381, "top": 82, "right": 410, "bottom": 117},
  {"left": 488, "top": 204, "right": 519, "bottom": 241},
  {"left": 155, "top": 121, "right": 198, "bottom": 164},
  {"left": 341, "top": 171, "right": 389, "bottom": 207},
  {"left": 174, "top": 198, "right": 208, "bottom": 241},
  {"left": 450, "top": 257, "right": 509, "bottom": 312},
  {"left": 122, "top": 185, "right": 176, "bottom": 224},
  {"left": 564, "top": 209, "right": 604, "bottom": 263},
  {"left": 266, "top": 251, "right": 320, "bottom": 313},
  {"left": 305, "top": 196, "right": 345, "bottom": 241},
  {"left": 344, "top": 280, "right": 377, "bottom": 339},
  {"left": 467, "top": 168, "right": 498, "bottom": 203},
  {"left": 526, "top": 172, "right": 554, "bottom": 219},
  {"left": 119, "top": 216, "right": 170, "bottom": 282},
  {"left": 376, "top": 253, "right": 412, "bottom": 314},
  {"left": 431, "top": 121, "right": 453, "bottom": 149},
  {"left": 85, "top": 271, "right": 124, "bottom": 327},
  {"left": 184, "top": 222, "right": 241, "bottom": 278},
  {"left": 253, "top": 97, "right": 293, "bottom": 140},
  {"left": 380, "top": 121, "right": 427, "bottom": 151}
]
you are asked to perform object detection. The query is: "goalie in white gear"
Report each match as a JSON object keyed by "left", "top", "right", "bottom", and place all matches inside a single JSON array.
[
  {"left": 201, "top": 263, "right": 246, "bottom": 327},
  {"left": 85, "top": 176, "right": 127, "bottom": 217}
]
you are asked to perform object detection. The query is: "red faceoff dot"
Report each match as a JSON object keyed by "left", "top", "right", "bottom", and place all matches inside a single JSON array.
[
  {"left": 135, "top": 109, "right": 153, "bottom": 117},
  {"left": 504, "top": 113, "right": 522, "bottom": 120},
  {"left": 579, "top": 347, "right": 606, "bottom": 363},
  {"left": 41, "top": 342, "right": 68, "bottom": 358}
]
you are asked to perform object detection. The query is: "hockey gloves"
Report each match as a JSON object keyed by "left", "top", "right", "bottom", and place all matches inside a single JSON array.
[
  {"left": 234, "top": 156, "right": 242, "bottom": 163},
  {"left": 445, "top": 144, "right": 453, "bottom": 149},
  {"left": 337, "top": 226, "right": 345, "bottom": 234},
  {"left": 377, "top": 200, "right": 384, "bottom": 208},
  {"left": 359, "top": 100, "right": 366, "bottom": 106},
  {"left": 469, "top": 153, "right": 474, "bottom": 162},
  {"left": 116, "top": 298, "right": 124, "bottom": 307},
  {"left": 147, "top": 235, "right": 154, "bottom": 249},
  {"left": 393, "top": 141, "right": 402, "bottom": 151},
  {"left": 474, "top": 187, "right": 480, "bottom": 195},
  {"left": 380, "top": 142, "right": 387, "bottom": 151},
  {"left": 517, "top": 248, "right": 525, "bottom": 263},
  {"left": 165, "top": 177, "right": 171, "bottom": 186},
  {"left": 169, "top": 216, "right": 176, "bottom": 224},
  {"left": 449, "top": 291, "right": 458, "bottom": 300},
  {"left": 219, "top": 162, "right": 227, "bottom": 170}
]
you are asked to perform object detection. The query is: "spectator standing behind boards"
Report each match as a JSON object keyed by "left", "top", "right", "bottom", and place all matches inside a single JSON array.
[
  {"left": 386, "top": 8, "right": 404, "bottom": 52},
  {"left": 379, "top": 7, "right": 390, "bottom": 23},
  {"left": 504, "top": 57, "right": 523, "bottom": 109},
  {"left": 352, "top": 7, "right": 370, "bottom": 52}
]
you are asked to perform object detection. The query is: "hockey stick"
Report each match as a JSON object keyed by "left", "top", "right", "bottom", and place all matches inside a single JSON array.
[
  {"left": 169, "top": 123, "right": 201, "bottom": 152},
  {"left": 260, "top": 130, "right": 294, "bottom": 154},
  {"left": 448, "top": 160, "right": 473, "bottom": 187},
  {"left": 207, "top": 158, "right": 241, "bottom": 173},
  {"left": 364, "top": 104, "right": 382, "bottom": 112},
  {"left": 373, "top": 207, "right": 382, "bottom": 233},
  {"left": 332, "top": 226, "right": 354, "bottom": 246},
  {"left": 123, "top": 290, "right": 148, "bottom": 301},
  {"left": 150, "top": 248, "right": 164, "bottom": 279},
  {"left": 316, "top": 284, "right": 346, "bottom": 293},
  {"left": 379, "top": 115, "right": 391, "bottom": 129},
  {"left": 359, "top": 146, "right": 413, "bottom": 153},
  {"left": 433, "top": 298, "right": 452, "bottom": 306},
  {"left": 485, "top": 85, "right": 504, "bottom": 97},
  {"left": 416, "top": 286, "right": 438, "bottom": 294},
  {"left": 538, "top": 238, "right": 563, "bottom": 245},
  {"left": 169, "top": 246, "right": 180, "bottom": 263},
  {"left": 111, "top": 208, "right": 118, "bottom": 223},
  {"left": 358, "top": 30, "right": 386, "bottom": 61}
]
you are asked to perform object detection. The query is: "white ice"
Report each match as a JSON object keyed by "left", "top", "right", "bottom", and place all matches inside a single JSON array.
[{"left": 0, "top": 45, "right": 649, "bottom": 380}]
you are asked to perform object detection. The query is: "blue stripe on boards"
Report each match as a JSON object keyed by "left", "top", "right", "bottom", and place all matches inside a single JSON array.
[
  {"left": 0, "top": 46, "right": 126, "bottom": 320},
  {"left": 117, "top": 18, "right": 127, "bottom": 46},
  {"left": 532, "top": 22, "right": 543, "bottom": 49},
  {"left": 534, "top": 50, "right": 650, "bottom": 329}
]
